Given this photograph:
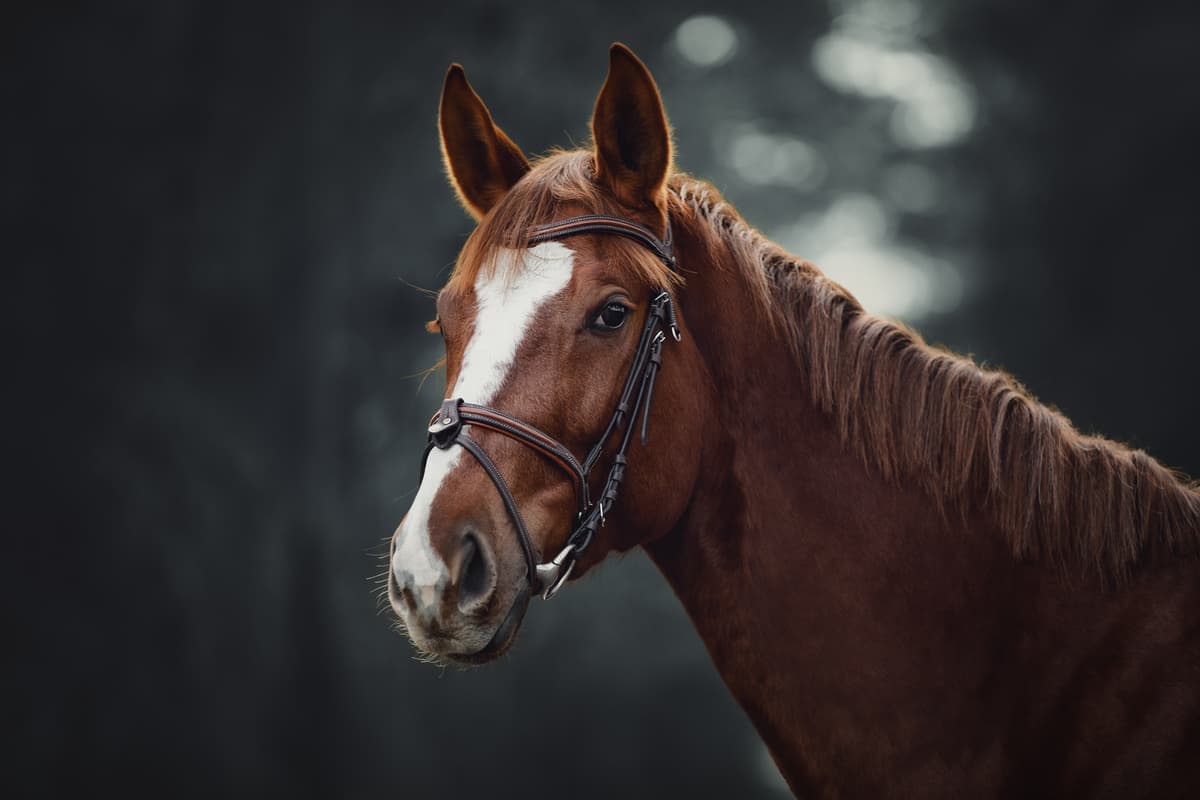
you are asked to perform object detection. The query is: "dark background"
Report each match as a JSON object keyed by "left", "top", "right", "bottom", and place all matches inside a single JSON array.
[{"left": 9, "top": 1, "right": 1200, "bottom": 797}]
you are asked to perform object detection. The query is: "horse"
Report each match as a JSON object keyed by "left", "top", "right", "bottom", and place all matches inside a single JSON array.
[{"left": 387, "top": 43, "right": 1200, "bottom": 797}]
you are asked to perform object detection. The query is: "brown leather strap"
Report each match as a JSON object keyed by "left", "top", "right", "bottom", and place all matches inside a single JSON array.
[
  {"left": 529, "top": 214, "right": 675, "bottom": 269},
  {"left": 457, "top": 404, "right": 588, "bottom": 511},
  {"left": 421, "top": 430, "right": 540, "bottom": 587}
]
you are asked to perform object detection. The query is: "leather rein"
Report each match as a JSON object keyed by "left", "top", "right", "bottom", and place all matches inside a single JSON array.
[{"left": 420, "top": 213, "right": 681, "bottom": 600}]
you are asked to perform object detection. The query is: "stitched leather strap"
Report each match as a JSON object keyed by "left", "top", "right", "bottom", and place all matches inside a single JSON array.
[
  {"left": 458, "top": 405, "right": 588, "bottom": 510},
  {"left": 420, "top": 430, "right": 541, "bottom": 586},
  {"left": 529, "top": 214, "right": 675, "bottom": 269}
]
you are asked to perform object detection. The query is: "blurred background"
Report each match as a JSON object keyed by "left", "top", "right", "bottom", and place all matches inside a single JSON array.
[{"left": 8, "top": 0, "right": 1200, "bottom": 797}]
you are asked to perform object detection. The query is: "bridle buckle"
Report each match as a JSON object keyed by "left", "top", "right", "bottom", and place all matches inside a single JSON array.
[
  {"left": 428, "top": 398, "right": 463, "bottom": 449},
  {"left": 535, "top": 545, "right": 577, "bottom": 600}
]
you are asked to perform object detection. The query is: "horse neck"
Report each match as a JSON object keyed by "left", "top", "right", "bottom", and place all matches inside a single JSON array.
[
  {"left": 643, "top": 216, "right": 1018, "bottom": 789},
  {"left": 647, "top": 212, "right": 965, "bottom": 597}
]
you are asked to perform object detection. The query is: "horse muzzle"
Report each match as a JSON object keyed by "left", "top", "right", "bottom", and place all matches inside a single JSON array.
[{"left": 388, "top": 517, "right": 531, "bottom": 664}]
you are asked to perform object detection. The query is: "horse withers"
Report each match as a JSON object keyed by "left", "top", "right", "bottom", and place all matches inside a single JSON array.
[{"left": 387, "top": 43, "right": 1200, "bottom": 797}]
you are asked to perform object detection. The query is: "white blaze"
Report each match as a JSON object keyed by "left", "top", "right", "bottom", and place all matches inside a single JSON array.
[{"left": 392, "top": 243, "right": 576, "bottom": 606}]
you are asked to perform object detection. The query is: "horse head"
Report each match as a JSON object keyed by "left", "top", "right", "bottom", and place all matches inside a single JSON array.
[{"left": 387, "top": 45, "right": 712, "bottom": 664}]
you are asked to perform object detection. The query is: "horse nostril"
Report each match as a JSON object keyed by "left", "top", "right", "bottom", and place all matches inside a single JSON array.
[
  {"left": 456, "top": 531, "right": 493, "bottom": 611},
  {"left": 388, "top": 561, "right": 417, "bottom": 613}
]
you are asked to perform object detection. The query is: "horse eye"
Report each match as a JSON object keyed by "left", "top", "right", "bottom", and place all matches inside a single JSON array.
[{"left": 592, "top": 302, "right": 628, "bottom": 331}]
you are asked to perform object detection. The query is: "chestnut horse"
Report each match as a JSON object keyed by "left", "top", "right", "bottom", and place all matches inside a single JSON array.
[{"left": 387, "top": 44, "right": 1200, "bottom": 797}]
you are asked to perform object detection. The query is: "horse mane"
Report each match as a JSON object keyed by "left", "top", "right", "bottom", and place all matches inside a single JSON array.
[
  {"left": 461, "top": 149, "right": 1200, "bottom": 582},
  {"left": 672, "top": 171, "right": 1200, "bottom": 583}
]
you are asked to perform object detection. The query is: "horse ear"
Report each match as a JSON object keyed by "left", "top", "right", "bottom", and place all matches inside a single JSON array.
[
  {"left": 591, "top": 43, "right": 673, "bottom": 210},
  {"left": 439, "top": 64, "right": 531, "bottom": 220}
]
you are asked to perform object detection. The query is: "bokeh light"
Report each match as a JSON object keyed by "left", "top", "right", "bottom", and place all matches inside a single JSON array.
[
  {"left": 673, "top": 15, "right": 739, "bottom": 68},
  {"left": 722, "top": 122, "right": 827, "bottom": 190},
  {"left": 774, "top": 193, "right": 963, "bottom": 319}
]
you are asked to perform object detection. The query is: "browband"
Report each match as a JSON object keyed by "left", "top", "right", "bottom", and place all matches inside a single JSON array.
[{"left": 529, "top": 214, "right": 675, "bottom": 269}]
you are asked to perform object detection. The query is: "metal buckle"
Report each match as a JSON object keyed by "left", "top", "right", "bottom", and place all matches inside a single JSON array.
[
  {"left": 535, "top": 545, "right": 577, "bottom": 600},
  {"left": 652, "top": 291, "right": 682, "bottom": 341}
]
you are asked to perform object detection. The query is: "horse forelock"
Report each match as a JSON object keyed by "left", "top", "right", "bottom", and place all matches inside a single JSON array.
[
  {"left": 446, "top": 150, "right": 681, "bottom": 298},
  {"left": 673, "top": 174, "right": 1200, "bottom": 584}
]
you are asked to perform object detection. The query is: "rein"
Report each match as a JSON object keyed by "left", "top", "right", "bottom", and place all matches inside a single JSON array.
[{"left": 420, "top": 214, "right": 681, "bottom": 599}]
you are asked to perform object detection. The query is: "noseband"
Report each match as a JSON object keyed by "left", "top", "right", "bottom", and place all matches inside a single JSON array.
[{"left": 420, "top": 214, "right": 681, "bottom": 600}]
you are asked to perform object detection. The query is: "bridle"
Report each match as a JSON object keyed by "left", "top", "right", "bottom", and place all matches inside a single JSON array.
[{"left": 420, "top": 213, "right": 681, "bottom": 600}]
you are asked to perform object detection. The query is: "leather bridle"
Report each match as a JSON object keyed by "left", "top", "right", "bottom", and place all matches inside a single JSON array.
[{"left": 420, "top": 213, "right": 681, "bottom": 600}]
